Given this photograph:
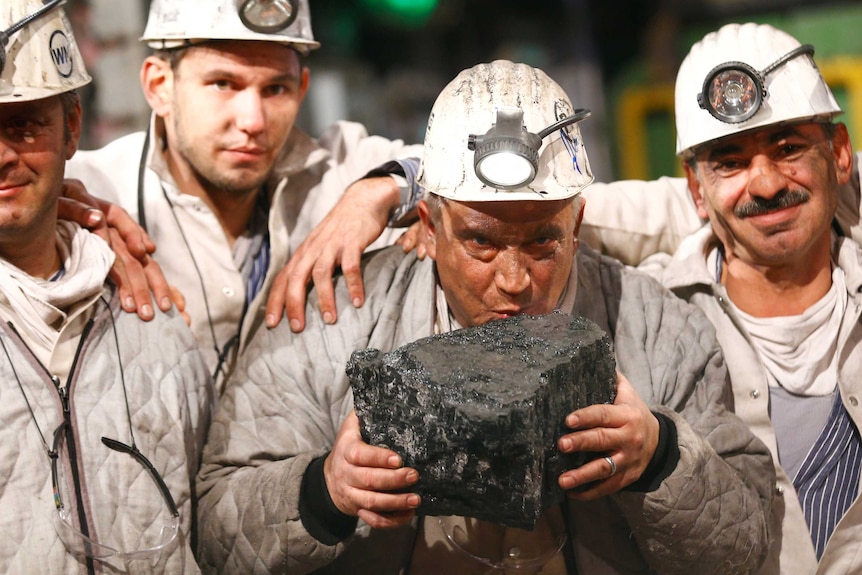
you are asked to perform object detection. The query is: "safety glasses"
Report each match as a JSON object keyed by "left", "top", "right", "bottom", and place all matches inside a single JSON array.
[{"left": 50, "top": 420, "right": 180, "bottom": 560}]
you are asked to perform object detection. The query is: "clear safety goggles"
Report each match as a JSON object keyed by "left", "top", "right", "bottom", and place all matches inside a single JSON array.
[
  {"left": 467, "top": 107, "right": 591, "bottom": 190},
  {"left": 0, "top": 0, "right": 65, "bottom": 77},
  {"left": 697, "top": 43, "right": 815, "bottom": 124},
  {"left": 51, "top": 421, "right": 181, "bottom": 560},
  {"left": 237, "top": 0, "right": 298, "bottom": 33},
  {"left": 440, "top": 516, "right": 567, "bottom": 571}
]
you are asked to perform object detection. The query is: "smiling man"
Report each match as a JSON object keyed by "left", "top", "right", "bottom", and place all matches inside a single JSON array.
[
  {"left": 196, "top": 60, "right": 774, "bottom": 575},
  {"left": 656, "top": 24, "right": 858, "bottom": 574},
  {"left": 0, "top": 1, "right": 210, "bottom": 572},
  {"left": 580, "top": 23, "right": 862, "bottom": 574}
]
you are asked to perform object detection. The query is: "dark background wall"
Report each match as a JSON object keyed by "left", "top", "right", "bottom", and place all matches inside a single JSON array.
[{"left": 71, "top": 0, "right": 862, "bottom": 182}]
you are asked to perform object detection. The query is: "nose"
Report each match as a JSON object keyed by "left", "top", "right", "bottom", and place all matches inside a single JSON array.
[
  {"left": 494, "top": 250, "right": 531, "bottom": 297},
  {"left": 0, "top": 138, "right": 19, "bottom": 172},
  {"left": 746, "top": 154, "right": 789, "bottom": 200},
  {"left": 233, "top": 90, "right": 266, "bottom": 135}
]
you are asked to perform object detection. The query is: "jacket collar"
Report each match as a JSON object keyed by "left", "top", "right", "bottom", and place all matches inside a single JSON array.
[
  {"left": 269, "top": 125, "right": 331, "bottom": 179},
  {"left": 662, "top": 223, "right": 862, "bottom": 301},
  {"left": 660, "top": 225, "right": 718, "bottom": 291}
]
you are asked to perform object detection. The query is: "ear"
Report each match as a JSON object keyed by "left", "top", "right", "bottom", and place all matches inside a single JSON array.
[
  {"left": 417, "top": 200, "right": 437, "bottom": 261},
  {"left": 573, "top": 196, "right": 586, "bottom": 239},
  {"left": 683, "top": 162, "right": 709, "bottom": 220},
  {"left": 140, "top": 56, "right": 174, "bottom": 118},
  {"left": 64, "top": 99, "right": 83, "bottom": 160},
  {"left": 298, "top": 65, "right": 310, "bottom": 106},
  {"left": 832, "top": 123, "right": 853, "bottom": 185}
]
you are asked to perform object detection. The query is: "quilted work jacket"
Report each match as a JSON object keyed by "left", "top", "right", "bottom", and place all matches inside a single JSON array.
[
  {"left": 0, "top": 288, "right": 212, "bottom": 574},
  {"left": 197, "top": 243, "right": 774, "bottom": 574},
  {"left": 66, "top": 119, "right": 421, "bottom": 394}
]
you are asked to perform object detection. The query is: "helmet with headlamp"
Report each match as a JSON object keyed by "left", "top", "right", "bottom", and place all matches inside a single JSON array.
[
  {"left": 675, "top": 22, "right": 841, "bottom": 155},
  {"left": 418, "top": 60, "right": 594, "bottom": 202},
  {"left": 141, "top": 0, "right": 319, "bottom": 55},
  {"left": 0, "top": 0, "right": 91, "bottom": 103}
]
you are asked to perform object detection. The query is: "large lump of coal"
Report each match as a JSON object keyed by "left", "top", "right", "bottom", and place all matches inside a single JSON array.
[{"left": 348, "top": 311, "right": 616, "bottom": 529}]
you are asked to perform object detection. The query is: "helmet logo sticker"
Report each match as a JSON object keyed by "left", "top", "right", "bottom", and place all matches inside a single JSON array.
[
  {"left": 554, "top": 100, "right": 583, "bottom": 175},
  {"left": 49, "top": 30, "right": 73, "bottom": 78},
  {"left": 553, "top": 100, "right": 575, "bottom": 135}
]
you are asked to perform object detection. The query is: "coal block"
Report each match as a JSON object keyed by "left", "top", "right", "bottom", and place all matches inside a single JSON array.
[{"left": 348, "top": 311, "right": 616, "bottom": 529}]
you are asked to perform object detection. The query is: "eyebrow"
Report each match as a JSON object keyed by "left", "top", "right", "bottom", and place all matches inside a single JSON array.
[
  {"left": 458, "top": 219, "right": 567, "bottom": 241},
  {"left": 199, "top": 69, "right": 301, "bottom": 85},
  {"left": 707, "top": 127, "right": 805, "bottom": 159}
]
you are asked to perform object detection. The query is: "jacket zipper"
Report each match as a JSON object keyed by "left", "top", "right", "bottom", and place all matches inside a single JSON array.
[
  {"left": 62, "top": 317, "right": 97, "bottom": 574},
  {"left": 9, "top": 318, "right": 99, "bottom": 574}
]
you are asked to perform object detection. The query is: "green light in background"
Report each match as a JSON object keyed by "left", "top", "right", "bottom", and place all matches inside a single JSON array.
[{"left": 360, "top": 0, "right": 439, "bottom": 26}]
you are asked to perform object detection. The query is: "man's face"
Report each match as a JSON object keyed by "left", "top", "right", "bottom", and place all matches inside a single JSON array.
[
  {"left": 419, "top": 198, "right": 581, "bottom": 328},
  {"left": 0, "top": 96, "right": 79, "bottom": 256},
  {"left": 155, "top": 40, "right": 308, "bottom": 198},
  {"left": 686, "top": 121, "right": 853, "bottom": 268}
]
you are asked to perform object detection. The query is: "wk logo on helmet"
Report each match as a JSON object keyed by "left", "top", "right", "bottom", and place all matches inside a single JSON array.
[{"left": 49, "top": 30, "right": 73, "bottom": 78}]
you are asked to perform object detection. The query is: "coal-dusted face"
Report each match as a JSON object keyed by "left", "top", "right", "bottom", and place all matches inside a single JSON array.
[{"left": 419, "top": 196, "right": 582, "bottom": 328}]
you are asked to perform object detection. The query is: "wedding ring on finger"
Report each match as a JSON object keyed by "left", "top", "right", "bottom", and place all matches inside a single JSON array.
[{"left": 604, "top": 456, "right": 617, "bottom": 478}]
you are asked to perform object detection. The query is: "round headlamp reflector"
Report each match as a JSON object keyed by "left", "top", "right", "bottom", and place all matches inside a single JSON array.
[{"left": 238, "top": 0, "right": 298, "bottom": 33}]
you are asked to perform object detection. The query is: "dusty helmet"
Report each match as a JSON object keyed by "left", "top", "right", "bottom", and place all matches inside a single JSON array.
[
  {"left": 0, "top": 0, "right": 91, "bottom": 103},
  {"left": 675, "top": 22, "right": 841, "bottom": 155},
  {"left": 417, "top": 60, "right": 594, "bottom": 202},
  {"left": 141, "top": 0, "right": 320, "bottom": 55}
]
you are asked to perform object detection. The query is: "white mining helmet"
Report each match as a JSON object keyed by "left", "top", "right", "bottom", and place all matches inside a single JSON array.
[
  {"left": 675, "top": 22, "right": 842, "bottom": 155},
  {"left": 417, "top": 60, "right": 594, "bottom": 202},
  {"left": 0, "top": 0, "right": 91, "bottom": 103},
  {"left": 141, "top": 0, "right": 320, "bottom": 55}
]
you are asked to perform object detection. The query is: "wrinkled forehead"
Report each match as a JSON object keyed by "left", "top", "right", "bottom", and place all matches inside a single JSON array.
[
  {"left": 174, "top": 39, "right": 303, "bottom": 69},
  {"left": 0, "top": 93, "right": 64, "bottom": 118},
  {"left": 441, "top": 198, "right": 578, "bottom": 233},
  {"left": 692, "top": 120, "right": 830, "bottom": 160}
]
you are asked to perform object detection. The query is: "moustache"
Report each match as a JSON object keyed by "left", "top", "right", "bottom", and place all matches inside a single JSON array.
[{"left": 734, "top": 189, "right": 810, "bottom": 218}]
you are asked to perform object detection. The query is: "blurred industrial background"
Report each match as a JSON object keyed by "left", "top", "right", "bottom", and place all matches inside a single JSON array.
[{"left": 67, "top": 0, "right": 862, "bottom": 183}]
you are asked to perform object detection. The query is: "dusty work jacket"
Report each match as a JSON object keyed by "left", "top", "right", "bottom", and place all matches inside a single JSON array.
[
  {"left": 646, "top": 227, "right": 862, "bottom": 575},
  {"left": 196, "top": 243, "right": 775, "bottom": 575},
  {"left": 66, "top": 118, "right": 420, "bottom": 394},
  {"left": 0, "top": 286, "right": 211, "bottom": 574}
]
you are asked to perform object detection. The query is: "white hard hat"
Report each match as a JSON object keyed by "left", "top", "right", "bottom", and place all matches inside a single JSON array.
[
  {"left": 0, "top": 0, "right": 91, "bottom": 103},
  {"left": 675, "top": 22, "right": 841, "bottom": 155},
  {"left": 141, "top": 0, "right": 320, "bottom": 55},
  {"left": 417, "top": 60, "right": 594, "bottom": 202}
]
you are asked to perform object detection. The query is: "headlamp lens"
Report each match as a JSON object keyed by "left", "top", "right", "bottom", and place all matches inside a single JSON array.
[
  {"left": 476, "top": 152, "right": 535, "bottom": 189},
  {"left": 697, "top": 44, "right": 815, "bottom": 125},
  {"left": 238, "top": 0, "right": 298, "bottom": 33},
  {"left": 705, "top": 68, "right": 761, "bottom": 123},
  {"left": 468, "top": 107, "right": 591, "bottom": 192}
]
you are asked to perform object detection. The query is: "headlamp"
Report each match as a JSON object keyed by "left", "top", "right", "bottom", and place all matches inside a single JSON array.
[
  {"left": 0, "top": 0, "right": 65, "bottom": 77},
  {"left": 237, "top": 0, "right": 298, "bottom": 34},
  {"left": 468, "top": 107, "right": 590, "bottom": 190},
  {"left": 697, "top": 43, "right": 815, "bottom": 124}
]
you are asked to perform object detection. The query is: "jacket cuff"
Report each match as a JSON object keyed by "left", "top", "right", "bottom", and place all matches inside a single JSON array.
[
  {"left": 299, "top": 454, "right": 358, "bottom": 545},
  {"left": 363, "top": 158, "right": 422, "bottom": 227},
  {"left": 624, "top": 411, "right": 680, "bottom": 493}
]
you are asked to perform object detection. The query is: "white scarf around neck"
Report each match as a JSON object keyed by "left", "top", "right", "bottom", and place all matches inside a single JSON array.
[
  {"left": 0, "top": 221, "right": 115, "bottom": 350},
  {"left": 731, "top": 266, "right": 846, "bottom": 396}
]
